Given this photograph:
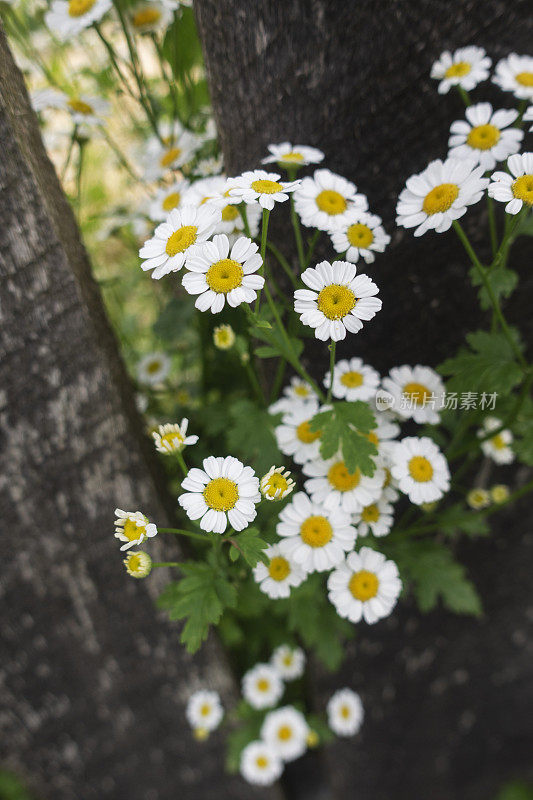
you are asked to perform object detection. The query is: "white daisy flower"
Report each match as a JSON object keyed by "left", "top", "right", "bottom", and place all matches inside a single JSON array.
[
  {"left": 226, "top": 169, "right": 300, "bottom": 210},
  {"left": 260, "top": 466, "right": 295, "bottom": 501},
  {"left": 478, "top": 417, "right": 515, "bottom": 464},
  {"left": 45, "top": 0, "right": 112, "bottom": 40},
  {"left": 194, "top": 154, "right": 224, "bottom": 177},
  {"left": 182, "top": 234, "right": 264, "bottom": 313},
  {"left": 182, "top": 176, "right": 227, "bottom": 207},
  {"left": 262, "top": 142, "right": 325, "bottom": 167},
  {"left": 31, "top": 88, "right": 68, "bottom": 113},
  {"left": 261, "top": 706, "right": 309, "bottom": 763},
  {"left": 130, "top": 0, "right": 172, "bottom": 32},
  {"left": 524, "top": 106, "right": 533, "bottom": 132},
  {"left": 493, "top": 54, "right": 533, "bottom": 101},
  {"left": 328, "top": 547, "right": 402, "bottom": 625},
  {"left": 204, "top": 181, "right": 263, "bottom": 237},
  {"left": 268, "top": 377, "right": 318, "bottom": 415},
  {"left": 114, "top": 509, "right": 158, "bottom": 551},
  {"left": 271, "top": 645, "right": 306, "bottom": 681},
  {"left": 294, "top": 260, "right": 381, "bottom": 342},
  {"left": 448, "top": 103, "right": 523, "bottom": 172},
  {"left": 381, "top": 364, "right": 446, "bottom": 424},
  {"left": 327, "top": 688, "right": 364, "bottom": 736},
  {"left": 491, "top": 484, "right": 510, "bottom": 503},
  {"left": 144, "top": 128, "right": 201, "bottom": 181},
  {"left": 466, "top": 488, "right": 491, "bottom": 510},
  {"left": 352, "top": 497, "right": 394, "bottom": 538},
  {"left": 139, "top": 205, "right": 221, "bottom": 279},
  {"left": 277, "top": 492, "right": 357, "bottom": 573},
  {"left": 213, "top": 324, "right": 235, "bottom": 350},
  {"left": 240, "top": 741, "right": 283, "bottom": 786},
  {"left": 324, "top": 357, "right": 380, "bottom": 402},
  {"left": 137, "top": 351, "right": 171, "bottom": 385},
  {"left": 123, "top": 550, "right": 152, "bottom": 578},
  {"left": 152, "top": 420, "right": 198, "bottom": 454},
  {"left": 274, "top": 400, "right": 322, "bottom": 464},
  {"left": 148, "top": 180, "right": 190, "bottom": 222},
  {"left": 365, "top": 413, "right": 401, "bottom": 463},
  {"left": 303, "top": 456, "right": 384, "bottom": 514},
  {"left": 67, "top": 95, "right": 110, "bottom": 126},
  {"left": 185, "top": 690, "right": 224, "bottom": 734},
  {"left": 242, "top": 663, "right": 284, "bottom": 710},
  {"left": 253, "top": 543, "right": 306, "bottom": 599},
  {"left": 430, "top": 46, "right": 491, "bottom": 95},
  {"left": 488, "top": 153, "right": 533, "bottom": 214},
  {"left": 178, "top": 455, "right": 260, "bottom": 533},
  {"left": 390, "top": 436, "right": 451, "bottom": 505},
  {"left": 396, "top": 158, "right": 489, "bottom": 236},
  {"left": 330, "top": 209, "right": 390, "bottom": 264},
  {"left": 293, "top": 168, "right": 368, "bottom": 231}
]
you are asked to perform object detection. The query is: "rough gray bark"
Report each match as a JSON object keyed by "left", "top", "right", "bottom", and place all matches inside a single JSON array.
[
  {"left": 193, "top": 3, "right": 533, "bottom": 798},
  {"left": 0, "top": 29, "right": 280, "bottom": 800}
]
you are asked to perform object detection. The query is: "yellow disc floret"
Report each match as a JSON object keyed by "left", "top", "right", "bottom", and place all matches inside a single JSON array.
[
  {"left": 268, "top": 556, "right": 291, "bottom": 581},
  {"left": 160, "top": 147, "right": 182, "bottom": 168},
  {"left": 515, "top": 72, "right": 533, "bottom": 87},
  {"left": 317, "top": 284, "right": 356, "bottom": 320},
  {"left": 512, "top": 174, "right": 533, "bottom": 206},
  {"left": 162, "top": 191, "right": 181, "bottom": 212},
  {"left": 423, "top": 183, "right": 459, "bottom": 215},
  {"left": 327, "top": 461, "right": 361, "bottom": 491},
  {"left": 296, "top": 420, "right": 321, "bottom": 444},
  {"left": 166, "top": 225, "right": 197, "bottom": 256},
  {"left": 203, "top": 477, "right": 239, "bottom": 511},
  {"left": 67, "top": 98, "right": 94, "bottom": 115},
  {"left": 467, "top": 124, "right": 500, "bottom": 150},
  {"left": 408, "top": 455, "right": 434, "bottom": 482},
  {"left": 347, "top": 223, "right": 374, "bottom": 249},
  {"left": 300, "top": 515, "right": 333, "bottom": 547},
  {"left": 68, "top": 0, "right": 96, "bottom": 15},
  {"left": 315, "top": 189, "right": 347, "bottom": 215},
  {"left": 403, "top": 381, "right": 431, "bottom": 405},
  {"left": 278, "top": 726, "right": 293, "bottom": 741},
  {"left": 122, "top": 519, "right": 145, "bottom": 542},
  {"left": 251, "top": 179, "right": 283, "bottom": 194},
  {"left": 349, "top": 569, "right": 379, "bottom": 601},
  {"left": 444, "top": 61, "right": 471, "bottom": 78},
  {"left": 361, "top": 503, "right": 380, "bottom": 523},
  {"left": 132, "top": 6, "right": 161, "bottom": 27},
  {"left": 340, "top": 370, "right": 363, "bottom": 388},
  {"left": 206, "top": 258, "right": 243, "bottom": 293},
  {"left": 221, "top": 204, "right": 239, "bottom": 222}
]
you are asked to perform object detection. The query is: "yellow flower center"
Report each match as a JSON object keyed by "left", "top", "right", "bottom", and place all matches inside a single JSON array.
[
  {"left": 68, "top": 0, "right": 96, "bottom": 15},
  {"left": 278, "top": 725, "right": 293, "bottom": 741},
  {"left": 317, "top": 284, "right": 356, "bottom": 320},
  {"left": 340, "top": 704, "right": 351, "bottom": 719},
  {"left": 300, "top": 515, "right": 333, "bottom": 547},
  {"left": 512, "top": 174, "right": 533, "bottom": 205},
  {"left": 122, "top": 519, "right": 144, "bottom": 541},
  {"left": 132, "top": 6, "right": 161, "bottom": 26},
  {"left": 403, "top": 381, "right": 431, "bottom": 405},
  {"left": 327, "top": 461, "right": 361, "bottom": 491},
  {"left": 349, "top": 569, "right": 379, "bottom": 601},
  {"left": 367, "top": 430, "right": 379, "bottom": 446},
  {"left": 282, "top": 654, "right": 293, "bottom": 666},
  {"left": 264, "top": 473, "right": 289, "bottom": 498},
  {"left": 126, "top": 554, "right": 142, "bottom": 572},
  {"left": 444, "top": 61, "right": 471, "bottom": 78},
  {"left": 268, "top": 556, "right": 291, "bottom": 581},
  {"left": 296, "top": 420, "right": 321, "bottom": 444},
  {"left": 280, "top": 151, "right": 304, "bottom": 162},
  {"left": 315, "top": 189, "right": 347, "bottom": 215},
  {"left": 162, "top": 191, "right": 181, "bottom": 212},
  {"left": 146, "top": 359, "right": 162, "bottom": 374},
  {"left": 361, "top": 503, "right": 380, "bottom": 523},
  {"left": 214, "top": 327, "right": 233, "bottom": 347},
  {"left": 294, "top": 385, "right": 310, "bottom": 397},
  {"left": 251, "top": 179, "right": 283, "bottom": 194},
  {"left": 467, "top": 123, "right": 501, "bottom": 150},
  {"left": 256, "top": 756, "right": 268, "bottom": 768},
  {"left": 423, "top": 183, "right": 459, "bottom": 215},
  {"left": 347, "top": 223, "right": 374, "bottom": 249},
  {"left": 256, "top": 679, "right": 270, "bottom": 692},
  {"left": 408, "top": 455, "right": 434, "bottom": 482},
  {"left": 200, "top": 704, "right": 211, "bottom": 716},
  {"left": 160, "top": 147, "right": 182, "bottom": 168},
  {"left": 165, "top": 225, "right": 197, "bottom": 256},
  {"left": 160, "top": 431, "right": 184, "bottom": 450},
  {"left": 515, "top": 71, "right": 533, "bottom": 87},
  {"left": 491, "top": 433, "right": 507, "bottom": 450},
  {"left": 205, "top": 258, "right": 243, "bottom": 293},
  {"left": 340, "top": 370, "right": 363, "bottom": 388},
  {"left": 221, "top": 204, "right": 239, "bottom": 222},
  {"left": 203, "top": 477, "right": 239, "bottom": 511},
  {"left": 67, "top": 98, "right": 94, "bottom": 115}
]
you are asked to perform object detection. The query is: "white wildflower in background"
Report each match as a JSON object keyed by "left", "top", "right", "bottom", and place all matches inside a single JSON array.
[
  {"left": 213, "top": 324, "right": 235, "bottom": 350},
  {"left": 226, "top": 170, "right": 300, "bottom": 210},
  {"left": 353, "top": 497, "right": 395, "bottom": 538},
  {"left": 277, "top": 491, "right": 357, "bottom": 573},
  {"left": 488, "top": 153, "right": 533, "bottom": 214},
  {"left": 448, "top": 103, "right": 523, "bottom": 172},
  {"left": 261, "top": 706, "right": 309, "bottom": 762},
  {"left": 271, "top": 645, "right": 306, "bottom": 681},
  {"left": 139, "top": 205, "right": 220, "bottom": 279},
  {"left": 260, "top": 466, "right": 295, "bottom": 501},
  {"left": 328, "top": 547, "right": 402, "bottom": 624},
  {"left": 240, "top": 741, "right": 283, "bottom": 786},
  {"left": 492, "top": 54, "right": 533, "bottom": 101},
  {"left": 31, "top": 88, "right": 68, "bottom": 113},
  {"left": 182, "top": 234, "right": 264, "bottom": 313},
  {"left": 269, "top": 377, "right": 318, "bottom": 415},
  {"left": 491, "top": 484, "right": 510, "bottom": 504},
  {"left": 381, "top": 364, "right": 446, "bottom": 424},
  {"left": 396, "top": 158, "right": 489, "bottom": 236},
  {"left": 185, "top": 690, "right": 224, "bottom": 735},
  {"left": 293, "top": 168, "right": 367, "bottom": 231},
  {"left": 303, "top": 456, "right": 384, "bottom": 514},
  {"left": 130, "top": 0, "right": 172, "bottom": 33},
  {"left": 274, "top": 399, "right": 322, "bottom": 464},
  {"left": 45, "top": 0, "right": 112, "bottom": 39},
  {"left": 183, "top": 175, "right": 226, "bottom": 207},
  {"left": 195, "top": 155, "right": 224, "bottom": 177},
  {"left": 324, "top": 357, "right": 380, "bottom": 402},
  {"left": 330, "top": 209, "right": 390, "bottom": 264},
  {"left": 152, "top": 420, "right": 198, "bottom": 454},
  {"left": 466, "top": 488, "right": 491, "bottom": 510},
  {"left": 123, "top": 551, "right": 152, "bottom": 578},
  {"left": 524, "top": 106, "right": 533, "bottom": 132},
  {"left": 144, "top": 128, "right": 200, "bottom": 180},
  {"left": 178, "top": 455, "right": 260, "bottom": 533},
  {"left": 478, "top": 417, "right": 515, "bottom": 464},
  {"left": 148, "top": 180, "right": 190, "bottom": 221},
  {"left": 327, "top": 688, "right": 364, "bottom": 736},
  {"left": 262, "top": 142, "right": 325, "bottom": 167},
  {"left": 253, "top": 544, "right": 306, "bottom": 599},
  {"left": 137, "top": 352, "right": 171, "bottom": 385},
  {"left": 114, "top": 509, "right": 158, "bottom": 551},
  {"left": 294, "top": 260, "right": 381, "bottom": 341},
  {"left": 430, "top": 46, "right": 491, "bottom": 95},
  {"left": 242, "top": 663, "right": 284, "bottom": 710},
  {"left": 390, "top": 436, "right": 451, "bottom": 505}
]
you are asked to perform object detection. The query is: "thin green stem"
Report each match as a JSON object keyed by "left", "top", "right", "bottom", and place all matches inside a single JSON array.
[
  {"left": 304, "top": 229, "right": 321, "bottom": 268},
  {"left": 152, "top": 561, "right": 181, "bottom": 567},
  {"left": 270, "top": 357, "right": 287, "bottom": 404},
  {"left": 101, "top": 128, "right": 143, "bottom": 184},
  {"left": 326, "top": 341, "right": 336, "bottom": 403},
  {"left": 176, "top": 451, "right": 188, "bottom": 477},
  {"left": 240, "top": 204, "right": 253, "bottom": 238},
  {"left": 159, "top": 527, "right": 209, "bottom": 542},
  {"left": 267, "top": 241, "right": 297, "bottom": 289},
  {"left": 254, "top": 208, "right": 270, "bottom": 313},
  {"left": 457, "top": 86, "right": 471, "bottom": 106},
  {"left": 244, "top": 358, "right": 265, "bottom": 405}
]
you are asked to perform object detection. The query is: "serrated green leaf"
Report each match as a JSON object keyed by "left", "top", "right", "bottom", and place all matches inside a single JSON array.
[
  {"left": 436, "top": 504, "right": 490, "bottom": 538},
  {"left": 469, "top": 265, "right": 518, "bottom": 310},
  {"left": 309, "top": 402, "right": 377, "bottom": 476},
  {"left": 226, "top": 399, "right": 281, "bottom": 473},
  {"left": 229, "top": 528, "right": 269, "bottom": 568},
  {"left": 439, "top": 330, "right": 522, "bottom": 395}
]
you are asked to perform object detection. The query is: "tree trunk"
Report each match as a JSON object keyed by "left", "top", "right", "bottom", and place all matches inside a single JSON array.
[
  {"left": 194, "top": 3, "right": 533, "bottom": 798},
  {"left": 0, "top": 28, "right": 280, "bottom": 800}
]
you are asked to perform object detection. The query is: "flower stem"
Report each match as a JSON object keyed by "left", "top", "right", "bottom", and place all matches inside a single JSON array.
[
  {"left": 457, "top": 86, "right": 471, "bottom": 106},
  {"left": 326, "top": 341, "right": 336, "bottom": 403},
  {"left": 159, "top": 527, "right": 209, "bottom": 542},
  {"left": 255, "top": 208, "right": 271, "bottom": 313},
  {"left": 176, "top": 451, "right": 188, "bottom": 477},
  {"left": 304, "top": 229, "right": 321, "bottom": 268},
  {"left": 267, "top": 241, "right": 298, "bottom": 289},
  {"left": 152, "top": 561, "right": 181, "bottom": 568}
]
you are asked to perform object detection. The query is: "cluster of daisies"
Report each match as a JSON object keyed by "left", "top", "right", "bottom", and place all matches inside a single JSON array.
[
  {"left": 185, "top": 644, "right": 363, "bottom": 786},
  {"left": 398, "top": 47, "right": 533, "bottom": 237}
]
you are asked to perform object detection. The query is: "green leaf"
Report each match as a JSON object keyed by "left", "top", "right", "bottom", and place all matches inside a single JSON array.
[
  {"left": 439, "top": 330, "right": 523, "bottom": 395},
  {"left": 229, "top": 528, "right": 269, "bottom": 568},
  {"left": 249, "top": 321, "right": 303, "bottom": 361},
  {"left": 436, "top": 504, "right": 490, "bottom": 538},
  {"left": 495, "top": 782, "right": 533, "bottom": 800},
  {"left": 226, "top": 720, "right": 262, "bottom": 773},
  {"left": 469, "top": 265, "right": 518, "bottom": 310},
  {"left": 512, "top": 396, "right": 533, "bottom": 466},
  {"left": 226, "top": 399, "right": 281, "bottom": 473},
  {"left": 309, "top": 401, "right": 377, "bottom": 476}
]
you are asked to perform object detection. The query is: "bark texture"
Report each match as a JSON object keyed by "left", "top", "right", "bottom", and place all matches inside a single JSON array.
[
  {"left": 193, "top": 3, "right": 533, "bottom": 798},
  {"left": 0, "top": 29, "right": 280, "bottom": 800}
]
